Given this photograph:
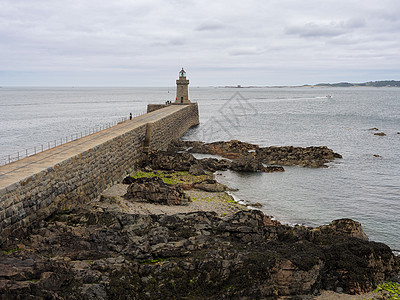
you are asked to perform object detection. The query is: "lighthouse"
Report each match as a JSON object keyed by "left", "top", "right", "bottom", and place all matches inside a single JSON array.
[{"left": 175, "top": 68, "right": 190, "bottom": 103}]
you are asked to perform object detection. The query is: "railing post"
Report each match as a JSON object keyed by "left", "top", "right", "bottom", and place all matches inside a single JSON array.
[
  {"left": 34, "top": 146, "right": 36, "bottom": 154},
  {"left": 26, "top": 149, "right": 28, "bottom": 157},
  {"left": 42, "top": 144, "right": 44, "bottom": 152},
  {"left": 8, "top": 155, "right": 10, "bottom": 164}
]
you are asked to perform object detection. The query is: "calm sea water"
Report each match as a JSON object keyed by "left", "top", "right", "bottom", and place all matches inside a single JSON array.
[{"left": 1, "top": 87, "right": 399, "bottom": 250}]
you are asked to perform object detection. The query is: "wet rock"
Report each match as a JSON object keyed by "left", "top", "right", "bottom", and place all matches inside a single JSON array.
[
  {"left": 174, "top": 140, "right": 342, "bottom": 168},
  {"left": 124, "top": 177, "right": 190, "bottom": 205},
  {"left": 81, "top": 283, "right": 107, "bottom": 300},
  {"left": 205, "top": 140, "right": 259, "bottom": 156},
  {"left": 257, "top": 145, "right": 342, "bottom": 168},
  {"left": 374, "top": 132, "right": 386, "bottom": 136},
  {"left": 188, "top": 163, "right": 206, "bottom": 176},
  {"left": 168, "top": 140, "right": 207, "bottom": 153},
  {"left": 198, "top": 158, "right": 231, "bottom": 172},
  {"left": 369, "top": 127, "right": 379, "bottom": 131},
  {"left": 138, "top": 151, "right": 197, "bottom": 171},
  {"left": 174, "top": 139, "right": 259, "bottom": 156},
  {"left": 315, "top": 218, "right": 368, "bottom": 240},
  {"left": 193, "top": 179, "right": 228, "bottom": 192},
  {"left": 263, "top": 165, "right": 285, "bottom": 173},
  {"left": 153, "top": 141, "right": 342, "bottom": 170},
  {"left": 1, "top": 209, "right": 398, "bottom": 299},
  {"left": 247, "top": 202, "right": 263, "bottom": 208},
  {"left": 230, "top": 156, "right": 264, "bottom": 172}
]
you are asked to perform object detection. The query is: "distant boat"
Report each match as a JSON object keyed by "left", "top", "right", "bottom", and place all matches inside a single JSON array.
[{"left": 326, "top": 95, "right": 332, "bottom": 99}]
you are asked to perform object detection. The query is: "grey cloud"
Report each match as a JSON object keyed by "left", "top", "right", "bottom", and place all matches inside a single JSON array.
[
  {"left": 1, "top": 0, "right": 400, "bottom": 86},
  {"left": 344, "top": 18, "right": 366, "bottom": 29},
  {"left": 229, "top": 47, "right": 263, "bottom": 56},
  {"left": 285, "top": 17, "right": 366, "bottom": 39},
  {"left": 195, "top": 20, "right": 225, "bottom": 31},
  {"left": 285, "top": 22, "right": 347, "bottom": 38}
]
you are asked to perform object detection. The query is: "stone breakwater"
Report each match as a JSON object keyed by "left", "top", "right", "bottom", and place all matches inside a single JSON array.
[{"left": 0, "top": 104, "right": 199, "bottom": 244}]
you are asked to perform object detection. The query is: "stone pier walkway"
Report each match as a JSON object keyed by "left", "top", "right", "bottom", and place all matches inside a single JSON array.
[{"left": 0, "top": 105, "right": 185, "bottom": 190}]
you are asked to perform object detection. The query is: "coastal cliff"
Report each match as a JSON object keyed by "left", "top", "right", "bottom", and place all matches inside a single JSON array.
[{"left": 0, "top": 140, "right": 398, "bottom": 299}]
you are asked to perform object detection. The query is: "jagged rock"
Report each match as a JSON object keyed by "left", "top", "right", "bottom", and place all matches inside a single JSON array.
[
  {"left": 172, "top": 140, "right": 342, "bottom": 168},
  {"left": 152, "top": 141, "right": 342, "bottom": 170},
  {"left": 247, "top": 202, "right": 263, "bottom": 208},
  {"left": 198, "top": 158, "right": 231, "bottom": 172},
  {"left": 193, "top": 179, "right": 228, "bottom": 192},
  {"left": 230, "top": 156, "right": 264, "bottom": 172},
  {"left": 315, "top": 218, "right": 368, "bottom": 240},
  {"left": 369, "top": 128, "right": 379, "bottom": 131},
  {"left": 374, "top": 132, "right": 386, "bottom": 136},
  {"left": 257, "top": 145, "right": 342, "bottom": 168},
  {"left": 198, "top": 140, "right": 259, "bottom": 157},
  {"left": 188, "top": 163, "right": 206, "bottom": 175},
  {"left": 124, "top": 177, "right": 190, "bottom": 205},
  {"left": 263, "top": 165, "right": 285, "bottom": 173},
  {"left": 168, "top": 139, "right": 207, "bottom": 153},
  {"left": 0, "top": 209, "right": 398, "bottom": 299},
  {"left": 172, "top": 139, "right": 259, "bottom": 156},
  {"left": 138, "top": 151, "right": 197, "bottom": 171}
]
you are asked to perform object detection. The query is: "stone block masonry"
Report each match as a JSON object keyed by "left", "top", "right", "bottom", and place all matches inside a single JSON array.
[
  {"left": 145, "top": 103, "right": 199, "bottom": 151},
  {"left": 0, "top": 103, "right": 199, "bottom": 244}
]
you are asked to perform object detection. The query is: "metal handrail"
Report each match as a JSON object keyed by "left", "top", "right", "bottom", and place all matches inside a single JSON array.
[{"left": 0, "top": 112, "right": 146, "bottom": 166}]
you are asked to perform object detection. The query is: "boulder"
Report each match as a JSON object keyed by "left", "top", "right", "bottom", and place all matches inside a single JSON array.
[
  {"left": 263, "top": 165, "right": 285, "bottom": 173},
  {"left": 138, "top": 151, "right": 197, "bottom": 171},
  {"left": 257, "top": 145, "right": 342, "bottom": 168},
  {"left": 198, "top": 158, "right": 231, "bottom": 172},
  {"left": 247, "top": 202, "right": 263, "bottom": 208},
  {"left": 124, "top": 177, "right": 190, "bottom": 205},
  {"left": 168, "top": 140, "right": 208, "bottom": 153},
  {"left": 205, "top": 140, "right": 259, "bottom": 156},
  {"left": 177, "top": 139, "right": 259, "bottom": 157},
  {"left": 315, "top": 218, "right": 368, "bottom": 240},
  {"left": 188, "top": 163, "right": 206, "bottom": 176},
  {"left": 193, "top": 179, "right": 228, "bottom": 192},
  {"left": 230, "top": 156, "right": 264, "bottom": 172}
]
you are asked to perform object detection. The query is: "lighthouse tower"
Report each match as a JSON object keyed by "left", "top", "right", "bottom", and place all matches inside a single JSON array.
[{"left": 175, "top": 68, "right": 190, "bottom": 103}]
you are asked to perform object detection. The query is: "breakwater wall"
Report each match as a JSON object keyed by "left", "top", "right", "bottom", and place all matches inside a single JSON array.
[{"left": 0, "top": 103, "right": 199, "bottom": 243}]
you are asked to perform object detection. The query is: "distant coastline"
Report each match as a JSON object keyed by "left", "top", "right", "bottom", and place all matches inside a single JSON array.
[
  {"left": 221, "top": 80, "right": 400, "bottom": 88},
  {"left": 310, "top": 80, "right": 400, "bottom": 87}
]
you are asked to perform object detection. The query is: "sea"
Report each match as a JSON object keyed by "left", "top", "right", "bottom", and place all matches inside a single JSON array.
[{"left": 0, "top": 86, "right": 399, "bottom": 251}]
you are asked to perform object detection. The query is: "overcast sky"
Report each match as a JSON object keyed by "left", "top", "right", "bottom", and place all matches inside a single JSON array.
[{"left": 1, "top": 0, "right": 400, "bottom": 86}]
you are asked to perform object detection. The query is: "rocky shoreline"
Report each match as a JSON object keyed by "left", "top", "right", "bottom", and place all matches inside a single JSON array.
[{"left": 1, "top": 140, "right": 398, "bottom": 299}]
